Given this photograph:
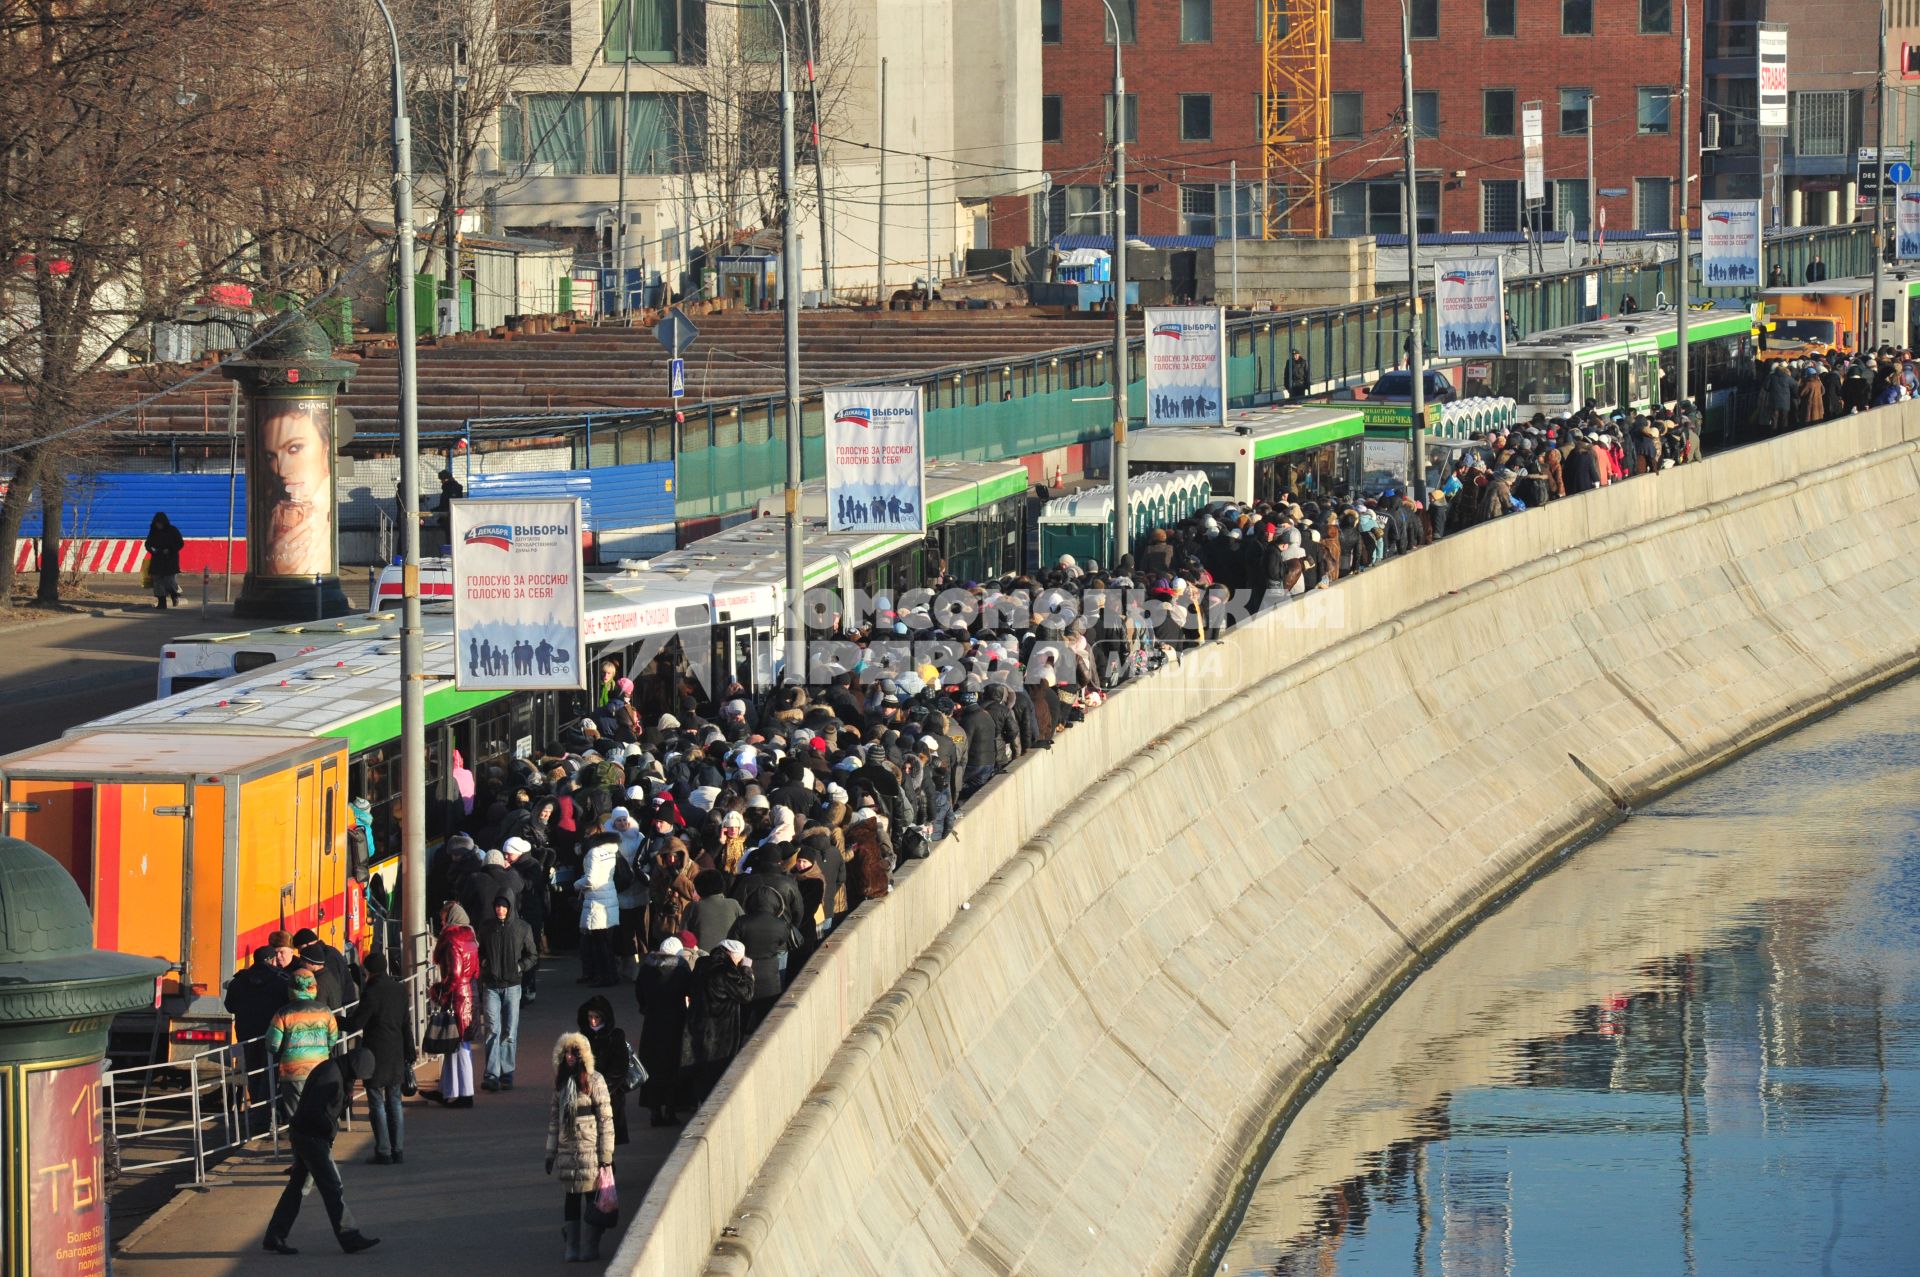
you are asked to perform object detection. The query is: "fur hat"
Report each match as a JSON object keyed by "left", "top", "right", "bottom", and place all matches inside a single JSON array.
[{"left": 551, "top": 1030, "right": 596, "bottom": 1074}]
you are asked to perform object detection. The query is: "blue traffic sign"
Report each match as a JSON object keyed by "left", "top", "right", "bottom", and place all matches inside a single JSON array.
[
  {"left": 1891, "top": 161, "right": 1914, "bottom": 184},
  {"left": 669, "top": 357, "right": 686, "bottom": 399},
  {"left": 653, "top": 306, "right": 699, "bottom": 356}
]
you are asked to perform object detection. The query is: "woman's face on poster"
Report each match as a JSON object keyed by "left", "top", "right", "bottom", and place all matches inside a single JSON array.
[{"left": 261, "top": 406, "right": 330, "bottom": 505}]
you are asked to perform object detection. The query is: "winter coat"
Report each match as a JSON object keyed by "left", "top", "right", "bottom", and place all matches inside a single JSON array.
[
  {"left": 578, "top": 839, "right": 621, "bottom": 931},
  {"left": 475, "top": 894, "right": 538, "bottom": 989},
  {"left": 728, "top": 902, "right": 791, "bottom": 1001},
  {"left": 145, "top": 523, "right": 184, "bottom": 577},
  {"left": 688, "top": 953, "right": 757, "bottom": 1066},
  {"left": 223, "top": 960, "right": 290, "bottom": 1041},
  {"left": 459, "top": 863, "right": 521, "bottom": 928},
  {"left": 633, "top": 953, "right": 692, "bottom": 1107},
  {"left": 684, "top": 893, "right": 744, "bottom": 953},
  {"left": 846, "top": 819, "right": 891, "bottom": 905},
  {"left": 344, "top": 973, "right": 415, "bottom": 1090},
  {"left": 432, "top": 921, "right": 480, "bottom": 1035},
  {"left": 958, "top": 705, "right": 998, "bottom": 770},
  {"left": 290, "top": 1055, "right": 351, "bottom": 1142},
  {"left": 578, "top": 996, "right": 633, "bottom": 1145},
  {"left": 1563, "top": 447, "right": 1600, "bottom": 495},
  {"left": 545, "top": 1034, "right": 616, "bottom": 1193}
]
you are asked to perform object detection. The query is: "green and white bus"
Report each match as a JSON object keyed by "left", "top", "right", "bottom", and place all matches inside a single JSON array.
[
  {"left": 1468, "top": 307, "right": 1755, "bottom": 437},
  {"left": 1125, "top": 404, "right": 1368, "bottom": 505}
]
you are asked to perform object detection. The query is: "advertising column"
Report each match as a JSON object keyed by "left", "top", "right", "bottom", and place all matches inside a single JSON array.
[
  {"left": 1142, "top": 306, "right": 1228, "bottom": 427},
  {"left": 450, "top": 499, "right": 588, "bottom": 692}
]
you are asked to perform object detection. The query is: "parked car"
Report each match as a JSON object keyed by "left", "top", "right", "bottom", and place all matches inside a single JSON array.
[{"left": 1366, "top": 368, "right": 1458, "bottom": 403}]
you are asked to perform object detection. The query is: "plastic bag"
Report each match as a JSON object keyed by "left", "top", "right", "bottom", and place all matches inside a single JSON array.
[{"left": 593, "top": 1166, "right": 618, "bottom": 1216}]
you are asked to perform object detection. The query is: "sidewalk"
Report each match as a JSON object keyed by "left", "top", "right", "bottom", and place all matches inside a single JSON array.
[{"left": 115, "top": 959, "right": 678, "bottom": 1276}]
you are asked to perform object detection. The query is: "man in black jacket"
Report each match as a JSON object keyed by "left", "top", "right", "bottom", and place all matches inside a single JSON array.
[
  {"left": 343, "top": 952, "right": 414, "bottom": 1164},
  {"left": 476, "top": 894, "right": 538, "bottom": 1091},
  {"left": 957, "top": 690, "right": 999, "bottom": 795},
  {"left": 263, "top": 1047, "right": 380, "bottom": 1255},
  {"left": 225, "top": 946, "right": 289, "bottom": 1103},
  {"left": 291, "top": 928, "right": 355, "bottom": 1008}
]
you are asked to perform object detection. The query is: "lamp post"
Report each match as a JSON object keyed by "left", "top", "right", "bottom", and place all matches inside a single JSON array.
[
  {"left": 706, "top": 0, "right": 803, "bottom": 682},
  {"left": 1399, "top": 0, "right": 1428, "bottom": 505},
  {"left": 1676, "top": 0, "right": 1692, "bottom": 411},
  {"left": 369, "top": 0, "right": 428, "bottom": 1018},
  {"left": 800, "top": 0, "right": 833, "bottom": 302},
  {"left": 1098, "top": 0, "right": 1130, "bottom": 564},
  {"left": 1873, "top": 0, "right": 1888, "bottom": 349}
]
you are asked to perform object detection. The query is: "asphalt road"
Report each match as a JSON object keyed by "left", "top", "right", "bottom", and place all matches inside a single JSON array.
[{"left": 0, "top": 573, "right": 374, "bottom": 755}]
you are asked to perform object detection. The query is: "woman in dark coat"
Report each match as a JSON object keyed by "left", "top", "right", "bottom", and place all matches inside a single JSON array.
[
  {"left": 633, "top": 936, "right": 693, "bottom": 1125},
  {"left": 144, "top": 513, "right": 185, "bottom": 608},
  {"left": 727, "top": 889, "right": 791, "bottom": 1030},
  {"left": 576, "top": 994, "right": 631, "bottom": 1146},
  {"left": 344, "top": 951, "right": 414, "bottom": 1162},
  {"left": 684, "top": 940, "right": 756, "bottom": 1106}
]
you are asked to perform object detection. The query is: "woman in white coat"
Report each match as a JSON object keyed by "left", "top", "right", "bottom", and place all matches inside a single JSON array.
[
  {"left": 575, "top": 831, "right": 621, "bottom": 989},
  {"left": 605, "top": 810, "right": 646, "bottom": 980}
]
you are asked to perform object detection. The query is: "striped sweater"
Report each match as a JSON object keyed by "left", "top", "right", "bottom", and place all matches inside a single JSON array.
[{"left": 265, "top": 997, "right": 340, "bottom": 1080}]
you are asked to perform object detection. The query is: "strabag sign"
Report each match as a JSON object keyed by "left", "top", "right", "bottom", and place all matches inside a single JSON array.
[
  {"left": 451, "top": 497, "right": 586, "bottom": 691},
  {"left": 1434, "top": 258, "right": 1506, "bottom": 357},
  {"left": 824, "top": 386, "right": 926, "bottom": 534},
  {"left": 1144, "top": 305, "right": 1228, "bottom": 427}
]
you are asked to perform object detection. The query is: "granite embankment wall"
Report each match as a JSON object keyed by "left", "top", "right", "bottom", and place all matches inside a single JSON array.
[{"left": 618, "top": 404, "right": 1920, "bottom": 1277}]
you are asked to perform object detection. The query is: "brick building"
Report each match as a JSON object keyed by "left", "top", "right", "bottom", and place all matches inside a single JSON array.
[{"left": 996, "top": 0, "right": 1920, "bottom": 249}]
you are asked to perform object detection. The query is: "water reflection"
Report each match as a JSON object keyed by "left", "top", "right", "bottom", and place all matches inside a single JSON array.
[{"left": 1219, "top": 684, "right": 1920, "bottom": 1277}]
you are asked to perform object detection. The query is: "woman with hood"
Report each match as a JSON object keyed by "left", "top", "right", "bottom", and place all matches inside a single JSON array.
[
  {"left": 604, "top": 809, "right": 646, "bottom": 977},
  {"left": 576, "top": 995, "right": 632, "bottom": 1146},
  {"left": 144, "top": 513, "right": 185, "bottom": 608},
  {"left": 685, "top": 940, "right": 758, "bottom": 1104},
  {"left": 633, "top": 936, "right": 694, "bottom": 1125},
  {"left": 645, "top": 837, "right": 699, "bottom": 949},
  {"left": 544, "top": 1032, "right": 617, "bottom": 1261},
  {"left": 575, "top": 832, "right": 622, "bottom": 988},
  {"left": 428, "top": 902, "right": 480, "bottom": 1107}
]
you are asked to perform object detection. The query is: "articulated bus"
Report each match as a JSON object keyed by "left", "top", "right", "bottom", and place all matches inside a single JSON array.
[
  {"left": 1468, "top": 307, "right": 1755, "bottom": 442},
  {"left": 1125, "top": 404, "right": 1369, "bottom": 505},
  {"left": 0, "top": 460, "right": 1030, "bottom": 1054}
]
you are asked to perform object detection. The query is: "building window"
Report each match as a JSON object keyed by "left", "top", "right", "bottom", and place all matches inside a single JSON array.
[
  {"left": 737, "top": 0, "right": 785, "bottom": 61},
  {"left": 1181, "top": 0, "right": 1213, "bottom": 42},
  {"left": 1181, "top": 94, "right": 1213, "bottom": 141},
  {"left": 1484, "top": 89, "right": 1515, "bottom": 136},
  {"left": 1556, "top": 178, "right": 1590, "bottom": 233},
  {"left": 1218, "top": 181, "right": 1263, "bottom": 237},
  {"left": 1180, "top": 184, "right": 1218, "bottom": 236},
  {"left": 1041, "top": 0, "right": 1061, "bottom": 43},
  {"left": 503, "top": 0, "right": 572, "bottom": 63},
  {"left": 1637, "top": 86, "right": 1672, "bottom": 134},
  {"left": 1641, "top": 0, "right": 1672, "bottom": 32},
  {"left": 1332, "top": 91, "right": 1365, "bottom": 138},
  {"left": 1413, "top": 91, "right": 1439, "bottom": 138},
  {"left": 1336, "top": 180, "right": 1441, "bottom": 237},
  {"left": 604, "top": 0, "right": 680, "bottom": 63},
  {"left": 1482, "top": 179, "right": 1520, "bottom": 232},
  {"left": 1794, "top": 89, "right": 1850, "bottom": 157},
  {"left": 1563, "top": 0, "right": 1593, "bottom": 34},
  {"left": 1103, "top": 0, "right": 1136, "bottom": 43},
  {"left": 1560, "top": 88, "right": 1591, "bottom": 134},
  {"left": 1333, "top": 0, "right": 1363, "bottom": 40},
  {"left": 1409, "top": 0, "right": 1438, "bottom": 37},
  {"left": 1332, "top": 186, "right": 1365, "bottom": 237},
  {"left": 1636, "top": 177, "right": 1674, "bottom": 230},
  {"left": 503, "top": 92, "right": 702, "bottom": 176},
  {"left": 1105, "top": 93, "right": 1139, "bottom": 144},
  {"left": 1042, "top": 95, "right": 1062, "bottom": 144},
  {"left": 1066, "top": 185, "right": 1105, "bottom": 236},
  {"left": 1485, "top": 0, "right": 1515, "bottom": 36}
]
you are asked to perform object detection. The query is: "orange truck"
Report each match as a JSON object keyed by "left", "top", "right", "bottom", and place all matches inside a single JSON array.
[
  {"left": 0, "top": 731, "right": 362, "bottom": 1060},
  {"left": 1757, "top": 271, "right": 1920, "bottom": 361}
]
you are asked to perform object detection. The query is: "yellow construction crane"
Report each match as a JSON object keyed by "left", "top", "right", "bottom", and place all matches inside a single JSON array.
[{"left": 1262, "top": 0, "right": 1330, "bottom": 237}]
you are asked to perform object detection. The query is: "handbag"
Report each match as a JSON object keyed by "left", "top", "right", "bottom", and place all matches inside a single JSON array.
[
  {"left": 584, "top": 1166, "right": 619, "bottom": 1229},
  {"left": 624, "top": 1042, "right": 648, "bottom": 1092},
  {"left": 420, "top": 998, "right": 461, "bottom": 1056},
  {"left": 140, "top": 561, "right": 153, "bottom": 589},
  {"left": 402, "top": 1060, "right": 419, "bottom": 1096}
]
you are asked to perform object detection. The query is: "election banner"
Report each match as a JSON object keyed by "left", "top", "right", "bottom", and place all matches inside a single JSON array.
[
  {"left": 1898, "top": 184, "right": 1920, "bottom": 260},
  {"left": 823, "top": 386, "right": 926, "bottom": 533},
  {"left": 451, "top": 498, "right": 586, "bottom": 691},
  {"left": 1144, "top": 305, "right": 1228, "bottom": 427},
  {"left": 1434, "top": 259, "right": 1506, "bottom": 357},
  {"left": 1700, "top": 200, "right": 1763, "bottom": 288}
]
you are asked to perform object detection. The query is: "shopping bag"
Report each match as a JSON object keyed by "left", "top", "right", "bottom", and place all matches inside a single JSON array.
[
  {"left": 585, "top": 1165, "right": 619, "bottom": 1228},
  {"left": 420, "top": 999, "right": 461, "bottom": 1055}
]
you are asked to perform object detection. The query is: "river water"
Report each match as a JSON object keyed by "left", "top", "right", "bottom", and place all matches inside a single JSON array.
[{"left": 1216, "top": 677, "right": 1920, "bottom": 1277}]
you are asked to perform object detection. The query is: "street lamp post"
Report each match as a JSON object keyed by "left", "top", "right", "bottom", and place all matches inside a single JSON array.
[
  {"left": 1099, "top": 0, "right": 1130, "bottom": 565},
  {"left": 1873, "top": 0, "right": 1888, "bottom": 350},
  {"left": 1399, "top": 0, "right": 1428, "bottom": 505},
  {"left": 1676, "top": 0, "right": 1692, "bottom": 411},
  {"left": 705, "top": 0, "right": 803, "bottom": 681},
  {"left": 369, "top": 0, "right": 428, "bottom": 1019},
  {"left": 800, "top": 0, "right": 834, "bottom": 302}
]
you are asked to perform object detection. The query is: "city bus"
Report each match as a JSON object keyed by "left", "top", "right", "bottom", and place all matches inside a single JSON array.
[
  {"left": 1471, "top": 307, "right": 1755, "bottom": 440},
  {"left": 1125, "top": 404, "right": 1368, "bottom": 505}
]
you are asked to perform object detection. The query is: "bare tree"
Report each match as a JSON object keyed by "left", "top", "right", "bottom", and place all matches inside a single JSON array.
[{"left": 0, "top": 0, "right": 385, "bottom": 605}]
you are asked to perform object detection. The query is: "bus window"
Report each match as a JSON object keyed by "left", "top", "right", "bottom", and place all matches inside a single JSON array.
[
  {"left": 1489, "top": 357, "right": 1573, "bottom": 405},
  {"left": 1581, "top": 362, "right": 1609, "bottom": 410}
]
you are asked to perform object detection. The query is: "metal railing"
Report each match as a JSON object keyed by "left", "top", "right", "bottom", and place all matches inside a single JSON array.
[{"left": 105, "top": 966, "right": 428, "bottom": 1190}]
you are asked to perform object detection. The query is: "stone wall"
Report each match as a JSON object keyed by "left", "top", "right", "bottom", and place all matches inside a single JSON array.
[
  {"left": 617, "top": 404, "right": 1920, "bottom": 1277},
  {"left": 1202, "top": 236, "right": 1377, "bottom": 309}
]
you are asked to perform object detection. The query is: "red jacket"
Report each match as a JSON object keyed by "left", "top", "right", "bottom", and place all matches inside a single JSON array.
[{"left": 431, "top": 924, "right": 479, "bottom": 1034}]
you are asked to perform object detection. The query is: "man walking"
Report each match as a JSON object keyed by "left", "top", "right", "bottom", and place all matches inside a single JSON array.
[
  {"left": 264, "top": 970, "right": 338, "bottom": 1125},
  {"left": 344, "top": 952, "right": 414, "bottom": 1164},
  {"left": 263, "top": 1046, "right": 381, "bottom": 1256},
  {"left": 477, "top": 892, "right": 538, "bottom": 1091}
]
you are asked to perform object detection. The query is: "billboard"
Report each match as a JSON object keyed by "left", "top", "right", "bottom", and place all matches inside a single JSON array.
[
  {"left": 1434, "top": 259, "right": 1506, "bottom": 357},
  {"left": 451, "top": 498, "right": 586, "bottom": 691},
  {"left": 1899, "top": 185, "right": 1920, "bottom": 260},
  {"left": 1143, "top": 305, "right": 1228, "bottom": 427},
  {"left": 823, "top": 386, "right": 926, "bottom": 533},
  {"left": 1521, "top": 106, "right": 1545, "bottom": 203},
  {"left": 1700, "top": 200, "right": 1763, "bottom": 288},
  {"left": 250, "top": 397, "right": 334, "bottom": 577}
]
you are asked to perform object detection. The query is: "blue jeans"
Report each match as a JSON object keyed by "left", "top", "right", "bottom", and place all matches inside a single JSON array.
[
  {"left": 482, "top": 984, "right": 522, "bottom": 1082},
  {"left": 365, "top": 1083, "right": 404, "bottom": 1156}
]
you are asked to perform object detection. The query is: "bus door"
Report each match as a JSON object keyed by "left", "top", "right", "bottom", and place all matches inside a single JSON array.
[{"left": 317, "top": 757, "right": 347, "bottom": 945}]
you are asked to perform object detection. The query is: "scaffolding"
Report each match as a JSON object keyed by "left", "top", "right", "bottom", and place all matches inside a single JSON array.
[{"left": 1262, "top": 0, "right": 1330, "bottom": 238}]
